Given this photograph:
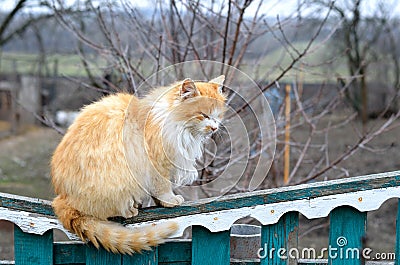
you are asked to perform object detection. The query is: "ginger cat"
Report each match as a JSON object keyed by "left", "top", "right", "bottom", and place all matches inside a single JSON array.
[{"left": 51, "top": 76, "right": 226, "bottom": 254}]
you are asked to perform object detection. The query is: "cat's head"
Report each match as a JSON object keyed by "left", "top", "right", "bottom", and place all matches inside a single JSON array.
[{"left": 167, "top": 75, "right": 227, "bottom": 139}]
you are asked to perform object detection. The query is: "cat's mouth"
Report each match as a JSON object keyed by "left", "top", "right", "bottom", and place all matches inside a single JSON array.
[{"left": 204, "top": 129, "right": 217, "bottom": 138}]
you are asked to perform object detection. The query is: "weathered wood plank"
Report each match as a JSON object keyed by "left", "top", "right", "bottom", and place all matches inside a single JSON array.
[
  {"left": 192, "top": 226, "right": 230, "bottom": 265},
  {"left": 1, "top": 171, "right": 399, "bottom": 220},
  {"left": 158, "top": 261, "right": 192, "bottom": 265},
  {"left": 124, "top": 171, "right": 400, "bottom": 224},
  {"left": 0, "top": 192, "right": 54, "bottom": 216},
  {"left": 396, "top": 199, "right": 400, "bottom": 265},
  {"left": 0, "top": 261, "right": 15, "bottom": 264},
  {"left": 285, "top": 212, "right": 299, "bottom": 265},
  {"left": 260, "top": 212, "right": 299, "bottom": 265},
  {"left": 328, "top": 206, "right": 366, "bottom": 265},
  {"left": 14, "top": 225, "right": 53, "bottom": 265},
  {"left": 122, "top": 249, "right": 158, "bottom": 265},
  {"left": 85, "top": 244, "right": 122, "bottom": 265},
  {"left": 297, "top": 260, "right": 394, "bottom": 265},
  {"left": 2, "top": 171, "right": 400, "bottom": 241},
  {"left": 53, "top": 241, "right": 85, "bottom": 264},
  {"left": 298, "top": 259, "right": 327, "bottom": 265},
  {"left": 0, "top": 206, "right": 78, "bottom": 240},
  {"left": 230, "top": 261, "right": 259, "bottom": 265},
  {"left": 158, "top": 240, "right": 191, "bottom": 263}
]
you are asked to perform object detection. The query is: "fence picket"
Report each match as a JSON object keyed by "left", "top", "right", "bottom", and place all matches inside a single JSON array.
[
  {"left": 14, "top": 225, "right": 53, "bottom": 265},
  {"left": 328, "top": 206, "right": 366, "bottom": 265},
  {"left": 396, "top": 199, "right": 400, "bottom": 265},
  {"left": 192, "top": 226, "right": 230, "bottom": 265},
  {"left": 260, "top": 212, "right": 299, "bottom": 265}
]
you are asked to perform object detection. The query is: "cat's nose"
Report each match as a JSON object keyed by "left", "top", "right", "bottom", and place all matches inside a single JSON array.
[{"left": 206, "top": 125, "right": 218, "bottom": 132}]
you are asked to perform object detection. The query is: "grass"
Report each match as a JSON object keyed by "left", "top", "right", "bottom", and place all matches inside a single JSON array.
[
  {"left": 1, "top": 41, "right": 346, "bottom": 80},
  {"left": 243, "top": 40, "right": 349, "bottom": 84},
  {"left": 0, "top": 52, "right": 106, "bottom": 77},
  {"left": 0, "top": 127, "right": 61, "bottom": 199}
]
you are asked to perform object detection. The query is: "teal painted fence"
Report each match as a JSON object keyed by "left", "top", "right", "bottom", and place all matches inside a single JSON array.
[{"left": 1, "top": 171, "right": 400, "bottom": 265}]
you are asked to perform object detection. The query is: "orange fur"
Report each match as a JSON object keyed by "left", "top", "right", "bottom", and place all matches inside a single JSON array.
[{"left": 51, "top": 76, "right": 226, "bottom": 254}]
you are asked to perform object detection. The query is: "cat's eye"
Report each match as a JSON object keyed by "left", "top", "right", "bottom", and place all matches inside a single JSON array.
[{"left": 200, "top": 112, "right": 210, "bottom": 119}]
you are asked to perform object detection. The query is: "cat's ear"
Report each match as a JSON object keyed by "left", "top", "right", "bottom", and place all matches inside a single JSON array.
[
  {"left": 180, "top": 78, "right": 199, "bottom": 100},
  {"left": 209, "top": 75, "right": 225, "bottom": 93}
]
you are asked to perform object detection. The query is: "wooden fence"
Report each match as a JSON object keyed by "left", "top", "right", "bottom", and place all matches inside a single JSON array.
[{"left": 1, "top": 171, "right": 400, "bottom": 264}]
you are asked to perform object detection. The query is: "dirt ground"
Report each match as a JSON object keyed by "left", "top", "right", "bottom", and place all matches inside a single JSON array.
[
  {"left": 0, "top": 116, "right": 399, "bottom": 260},
  {"left": 0, "top": 127, "right": 61, "bottom": 199}
]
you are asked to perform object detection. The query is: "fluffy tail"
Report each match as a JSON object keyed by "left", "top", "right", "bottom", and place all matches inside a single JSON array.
[{"left": 52, "top": 195, "right": 178, "bottom": 255}]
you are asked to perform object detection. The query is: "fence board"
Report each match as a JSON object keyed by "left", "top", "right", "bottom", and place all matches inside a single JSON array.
[
  {"left": 260, "top": 212, "right": 299, "bottom": 265},
  {"left": 14, "top": 225, "right": 53, "bottom": 265},
  {"left": 53, "top": 242, "right": 85, "bottom": 264},
  {"left": 192, "top": 226, "right": 230, "bottom": 265},
  {"left": 298, "top": 259, "right": 327, "bottom": 264},
  {"left": 328, "top": 206, "right": 366, "bottom": 265},
  {"left": 123, "top": 171, "right": 400, "bottom": 224},
  {"left": 123, "top": 249, "right": 158, "bottom": 265},
  {"left": 85, "top": 245, "right": 121, "bottom": 265},
  {"left": 396, "top": 199, "right": 400, "bottom": 265},
  {"left": 158, "top": 240, "right": 191, "bottom": 264}
]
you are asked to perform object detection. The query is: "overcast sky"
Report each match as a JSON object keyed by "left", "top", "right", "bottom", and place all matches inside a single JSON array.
[
  {"left": 0, "top": 0, "right": 399, "bottom": 18},
  {"left": 0, "top": 0, "right": 298, "bottom": 16}
]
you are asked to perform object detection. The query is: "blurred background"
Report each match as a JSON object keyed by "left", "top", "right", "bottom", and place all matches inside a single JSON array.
[{"left": 0, "top": 0, "right": 399, "bottom": 260}]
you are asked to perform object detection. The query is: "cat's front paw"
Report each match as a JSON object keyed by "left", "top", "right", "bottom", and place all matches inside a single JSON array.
[
  {"left": 121, "top": 200, "right": 140, "bottom": 218},
  {"left": 176, "top": 168, "right": 198, "bottom": 185},
  {"left": 158, "top": 194, "right": 184, "bottom": 208},
  {"left": 124, "top": 207, "right": 138, "bottom": 218}
]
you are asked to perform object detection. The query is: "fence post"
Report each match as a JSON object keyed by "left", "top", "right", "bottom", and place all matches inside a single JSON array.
[
  {"left": 284, "top": 84, "right": 291, "bottom": 185},
  {"left": 14, "top": 225, "right": 53, "bottom": 265},
  {"left": 260, "top": 212, "right": 299, "bottom": 265},
  {"left": 328, "top": 206, "right": 366, "bottom": 265},
  {"left": 192, "top": 226, "right": 230, "bottom": 265},
  {"left": 395, "top": 199, "right": 400, "bottom": 265}
]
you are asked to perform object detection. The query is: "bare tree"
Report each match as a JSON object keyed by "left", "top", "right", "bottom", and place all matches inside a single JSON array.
[
  {"left": 42, "top": 0, "right": 400, "bottom": 197},
  {"left": 311, "top": 0, "right": 394, "bottom": 127},
  {"left": 0, "top": 1, "right": 56, "bottom": 47}
]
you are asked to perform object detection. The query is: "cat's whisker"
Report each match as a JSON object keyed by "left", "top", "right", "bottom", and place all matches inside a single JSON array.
[{"left": 215, "top": 127, "right": 228, "bottom": 137}]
